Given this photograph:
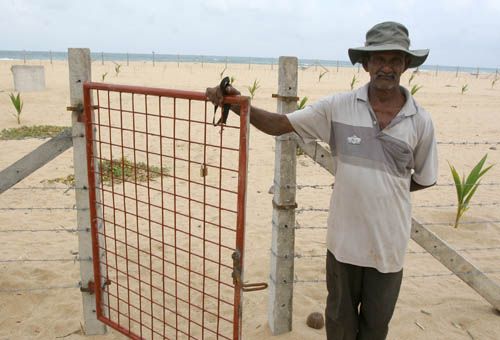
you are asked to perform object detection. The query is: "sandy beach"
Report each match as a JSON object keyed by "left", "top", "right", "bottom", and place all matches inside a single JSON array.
[{"left": 1, "top": 58, "right": 499, "bottom": 340}]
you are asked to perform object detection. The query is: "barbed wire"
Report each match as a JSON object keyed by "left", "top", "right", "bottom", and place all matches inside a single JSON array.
[
  {"left": 435, "top": 182, "right": 500, "bottom": 187},
  {"left": 0, "top": 257, "right": 90, "bottom": 263},
  {"left": 436, "top": 141, "right": 500, "bottom": 145},
  {"left": 7, "top": 186, "right": 83, "bottom": 191},
  {"left": 296, "top": 201, "right": 500, "bottom": 213},
  {"left": 0, "top": 283, "right": 80, "bottom": 293},
  {"left": 294, "top": 269, "right": 500, "bottom": 284},
  {"left": 420, "top": 220, "right": 500, "bottom": 226},
  {"left": 414, "top": 202, "right": 500, "bottom": 208},
  {"left": 0, "top": 227, "right": 85, "bottom": 233},
  {"left": 295, "top": 220, "right": 500, "bottom": 230},
  {"left": 0, "top": 207, "right": 82, "bottom": 211}
]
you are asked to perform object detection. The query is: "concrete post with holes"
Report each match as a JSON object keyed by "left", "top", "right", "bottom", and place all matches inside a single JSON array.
[
  {"left": 68, "top": 48, "right": 106, "bottom": 335},
  {"left": 268, "top": 56, "right": 298, "bottom": 335}
]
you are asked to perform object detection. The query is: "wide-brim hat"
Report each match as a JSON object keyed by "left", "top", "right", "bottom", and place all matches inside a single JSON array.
[{"left": 348, "top": 21, "right": 429, "bottom": 69}]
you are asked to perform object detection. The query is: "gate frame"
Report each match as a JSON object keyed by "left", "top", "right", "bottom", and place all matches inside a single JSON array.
[{"left": 82, "top": 81, "right": 252, "bottom": 340}]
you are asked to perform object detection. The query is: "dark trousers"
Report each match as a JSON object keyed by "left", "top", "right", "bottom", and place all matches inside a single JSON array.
[{"left": 325, "top": 251, "right": 403, "bottom": 340}]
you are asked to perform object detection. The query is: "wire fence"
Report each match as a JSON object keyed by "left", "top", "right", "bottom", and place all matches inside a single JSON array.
[
  {"left": 290, "top": 140, "right": 500, "bottom": 299},
  {"left": 1, "top": 132, "right": 499, "bottom": 339}
]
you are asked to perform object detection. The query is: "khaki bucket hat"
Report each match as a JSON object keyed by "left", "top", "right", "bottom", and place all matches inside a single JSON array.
[{"left": 348, "top": 21, "right": 429, "bottom": 68}]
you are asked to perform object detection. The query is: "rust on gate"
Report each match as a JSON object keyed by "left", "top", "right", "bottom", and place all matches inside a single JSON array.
[{"left": 83, "top": 82, "right": 255, "bottom": 339}]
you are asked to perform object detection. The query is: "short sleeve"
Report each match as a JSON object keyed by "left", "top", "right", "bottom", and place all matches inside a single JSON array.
[
  {"left": 286, "top": 97, "right": 332, "bottom": 144},
  {"left": 412, "top": 117, "right": 438, "bottom": 186}
]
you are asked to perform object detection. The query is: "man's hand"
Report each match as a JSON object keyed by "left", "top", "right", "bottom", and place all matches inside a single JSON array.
[{"left": 205, "top": 82, "right": 241, "bottom": 107}]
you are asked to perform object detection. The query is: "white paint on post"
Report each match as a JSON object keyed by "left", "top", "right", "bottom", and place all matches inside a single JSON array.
[
  {"left": 268, "top": 56, "right": 298, "bottom": 335},
  {"left": 68, "top": 48, "right": 106, "bottom": 335}
]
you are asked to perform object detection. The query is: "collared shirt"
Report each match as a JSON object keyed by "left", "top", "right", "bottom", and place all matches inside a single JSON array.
[{"left": 287, "top": 83, "right": 438, "bottom": 273}]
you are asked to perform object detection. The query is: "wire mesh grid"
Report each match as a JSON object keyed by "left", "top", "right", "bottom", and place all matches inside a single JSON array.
[{"left": 83, "top": 82, "right": 250, "bottom": 340}]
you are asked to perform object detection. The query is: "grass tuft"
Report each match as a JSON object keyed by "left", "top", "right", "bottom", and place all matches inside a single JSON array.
[
  {"left": 46, "top": 157, "right": 170, "bottom": 186},
  {"left": 0, "top": 125, "right": 69, "bottom": 140},
  {"left": 98, "top": 158, "right": 169, "bottom": 185}
]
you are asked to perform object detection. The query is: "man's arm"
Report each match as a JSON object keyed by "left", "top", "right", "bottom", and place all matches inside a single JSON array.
[
  {"left": 206, "top": 84, "right": 295, "bottom": 136},
  {"left": 410, "top": 178, "right": 435, "bottom": 192},
  {"left": 229, "top": 104, "right": 295, "bottom": 136}
]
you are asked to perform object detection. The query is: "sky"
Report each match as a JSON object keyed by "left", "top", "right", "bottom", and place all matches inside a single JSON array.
[{"left": 1, "top": 0, "right": 500, "bottom": 68}]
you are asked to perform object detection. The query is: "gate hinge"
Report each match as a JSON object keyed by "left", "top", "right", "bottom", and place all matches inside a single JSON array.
[
  {"left": 232, "top": 251, "right": 268, "bottom": 292},
  {"left": 80, "top": 280, "right": 95, "bottom": 294},
  {"left": 80, "top": 279, "right": 111, "bottom": 295}
]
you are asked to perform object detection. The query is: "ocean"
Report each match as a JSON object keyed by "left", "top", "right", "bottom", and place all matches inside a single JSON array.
[{"left": 0, "top": 50, "right": 497, "bottom": 75}]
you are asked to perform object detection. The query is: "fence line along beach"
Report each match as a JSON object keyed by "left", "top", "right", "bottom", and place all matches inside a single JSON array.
[
  {"left": 1, "top": 49, "right": 500, "bottom": 340},
  {"left": 1, "top": 49, "right": 498, "bottom": 76}
]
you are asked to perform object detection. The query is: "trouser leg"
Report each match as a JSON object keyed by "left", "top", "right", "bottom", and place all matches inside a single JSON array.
[
  {"left": 357, "top": 266, "right": 403, "bottom": 340},
  {"left": 325, "top": 251, "right": 362, "bottom": 340}
]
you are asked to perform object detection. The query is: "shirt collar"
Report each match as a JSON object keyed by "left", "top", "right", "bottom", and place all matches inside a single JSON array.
[{"left": 356, "top": 82, "right": 417, "bottom": 117}]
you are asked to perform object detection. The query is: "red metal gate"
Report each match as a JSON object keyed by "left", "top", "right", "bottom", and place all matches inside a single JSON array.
[{"left": 83, "top": 82, "right": 252, "bottom": 339}]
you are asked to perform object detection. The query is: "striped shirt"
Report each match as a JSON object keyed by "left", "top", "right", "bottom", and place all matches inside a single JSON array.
[{"left": 287, "top": 83, "right": 438, "bottom": 273}]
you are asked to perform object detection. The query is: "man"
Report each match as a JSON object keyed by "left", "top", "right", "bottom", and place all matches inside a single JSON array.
[{"left": 206, "top": 21, "right": 438, "bottom": 340}]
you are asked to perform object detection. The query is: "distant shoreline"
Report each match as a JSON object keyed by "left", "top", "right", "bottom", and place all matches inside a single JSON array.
[{"left": 1, "top": 50, "right": 498, "bottom": 75}]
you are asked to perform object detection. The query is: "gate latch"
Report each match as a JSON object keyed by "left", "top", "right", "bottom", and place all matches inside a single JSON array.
[{"left": 232, "top": 251, "right": 268, "bottom": 292}]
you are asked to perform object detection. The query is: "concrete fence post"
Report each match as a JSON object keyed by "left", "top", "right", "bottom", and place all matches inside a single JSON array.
[
  {"left": 68, "top": 48, "right": 106, "bottom": 335},
  {"left": 268, "top": 56, "right": 298, "bottom": 335}
]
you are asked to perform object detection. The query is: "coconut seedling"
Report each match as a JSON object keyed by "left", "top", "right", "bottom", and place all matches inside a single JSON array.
[
  {"left": 461, "top": 84, "right": 468, "bottom": 95},
  {"left": 247, "top": 79, "right": 260, "bottom": 99},
  {"left": 297, "top": 96, "right": 308, "bottom": 110},
  {"left": 449, "top": 154, "right": 494, "bottom": 228},
  {"left": 219, "top": 66, "right": 227, "bottom": 79},
  {"left": 411, "top": 84, "right": 423, "bottom": 95},
  {"left": 8, "top": 92, "right": 23, "bottom": 125},
  {"left": 408, "top": 72, "right": 416, "bottom": 85},
  {"left": 350, "top": 75, "right": 359, "bottom": 90},
  {"left": 114, "top": 63, "right": 122, "bottom": 76},
  {"left": 492, "top": 77, "right": 498, "bottom": 89},
  {"left": 318, "top": 70, "right": 328, "bottom": 82}
]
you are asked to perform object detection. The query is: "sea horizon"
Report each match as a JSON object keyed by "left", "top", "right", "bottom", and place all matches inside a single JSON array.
[{"left": 1, "top": 50, "right": 498, "bottom": 75}]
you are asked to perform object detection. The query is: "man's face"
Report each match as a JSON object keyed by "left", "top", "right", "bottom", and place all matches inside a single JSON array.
[{"left": 363, "top": 51, "right": 409, "bottom": 91}]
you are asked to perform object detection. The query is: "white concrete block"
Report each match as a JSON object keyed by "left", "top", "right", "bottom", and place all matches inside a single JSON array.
[{"left": 11, "top": 65, "right": 46, "bottom": 92}]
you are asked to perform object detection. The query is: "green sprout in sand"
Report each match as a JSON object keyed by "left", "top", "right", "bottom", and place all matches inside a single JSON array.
[
  {"left": 410, "top": 84, "right": 423, "bottom": 95},
  {"left": 461, "top": 84, "right": 468, "bottom": 95},
  {"left": 449, "top": 154, "right": 494, "bottom": 228},
  {"left": 350, "top": 75, "right": 359, "bottom": 90},
  {"left": 247, "top": 79, "right": 260, "bottom": 99},
  {"left": 408, "top": 72, "right": 416, "bottom": 85},
  {"left": 8, "top": 92, "right": 23, "bottom": 125},
  {"left": 101, "top": 72, "right": 108, "bottom": 81},
  {"left": 219, "top": 66, "right": 227, "bottom": 79},
  {"left": 318, "top": 70, "right": 328, "bottom": 82},
  {"left": 297, "top": 96, "right": 308, "bottom": 110},
  {"left": 114, "top": 63, "right": 122, "bottom": 76},
  {"left": 492, "top": 77, "right": 498, "bottom": 89}
]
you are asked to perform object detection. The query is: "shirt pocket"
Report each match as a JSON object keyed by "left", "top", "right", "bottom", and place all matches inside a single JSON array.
[{"left": 377, "top": 134, "right": 414, "bottom": 177}]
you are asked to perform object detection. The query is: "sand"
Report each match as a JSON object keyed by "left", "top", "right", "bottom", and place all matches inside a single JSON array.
[{"left": 0, "top": 58, "right": 499, "bottom": 340}]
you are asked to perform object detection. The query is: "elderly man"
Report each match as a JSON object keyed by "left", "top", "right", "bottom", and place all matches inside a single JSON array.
[{"left": 206, "top": 21, "right": 438, "bottom": 340}]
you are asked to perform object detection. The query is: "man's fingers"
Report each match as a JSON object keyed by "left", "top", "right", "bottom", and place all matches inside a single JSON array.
[
  {"left": 206, "top": 83, "right": 240, "bottom": 107},
  {"left": 225, "top": 85, "right": 241, "bottom": 96}
]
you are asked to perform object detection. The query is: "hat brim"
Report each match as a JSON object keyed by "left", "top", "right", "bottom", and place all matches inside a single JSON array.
[{"left": 348, "top": 44, "right": 429, "bottom": 68}]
